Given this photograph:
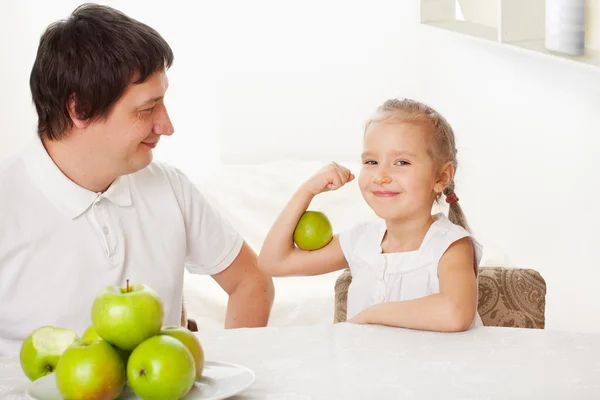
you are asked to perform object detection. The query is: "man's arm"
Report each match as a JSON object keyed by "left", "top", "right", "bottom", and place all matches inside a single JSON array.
[{"left": 212, "top": 241, "right": 275, "bottom": 328}]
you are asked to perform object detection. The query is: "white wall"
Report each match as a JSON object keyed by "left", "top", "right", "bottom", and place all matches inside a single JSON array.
[
  {"left": 2, "top": 1, "right": 599, "bottom": 333},
  {"left": 216, "top": 1, "right": 600, "bottom": 334},
  {"left": 0, "top": 0, "right": 223, "bottom": 181},
  {"left": 415, "top": 34, "right": 600, "bottom": 334}
]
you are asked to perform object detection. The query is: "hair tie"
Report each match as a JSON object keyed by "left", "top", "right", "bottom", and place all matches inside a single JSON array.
[{"left": 445, "top": 192, "right": 459, "bottom": 204}]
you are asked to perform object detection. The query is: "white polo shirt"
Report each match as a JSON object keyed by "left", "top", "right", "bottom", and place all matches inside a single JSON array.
[{"left": 0, "top": 137, "right": 243, "bottom": 356}]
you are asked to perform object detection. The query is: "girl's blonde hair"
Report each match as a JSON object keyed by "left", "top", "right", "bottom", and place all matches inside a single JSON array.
[{"left": 365, "top": 98, "right": 471, "bottom": 232}]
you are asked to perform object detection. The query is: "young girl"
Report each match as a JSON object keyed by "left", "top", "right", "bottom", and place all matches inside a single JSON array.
[{"left": 258, "top": 98, "right": 483, "bottom": 332}]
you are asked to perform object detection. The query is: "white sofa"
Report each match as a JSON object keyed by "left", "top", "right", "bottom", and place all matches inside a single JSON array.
[{"left": 182, "top": 160, "right": 509, "bottom": 331}]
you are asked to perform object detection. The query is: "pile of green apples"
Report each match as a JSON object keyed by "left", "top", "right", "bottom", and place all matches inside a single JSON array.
[{"left": 19, "top": 282, "right": 204, "bottom": 400}]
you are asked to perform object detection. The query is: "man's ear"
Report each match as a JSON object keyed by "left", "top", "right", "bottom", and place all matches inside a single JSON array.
[
  {"left": 434, "top": 161, "right": 455, "bottom": 193},
  {"left": 67, "top": 94, "right": 88, "bottom": 129}
]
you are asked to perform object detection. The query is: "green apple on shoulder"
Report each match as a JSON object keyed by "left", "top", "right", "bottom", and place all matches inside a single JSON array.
[{"left": 293, "top": 210, "right": 333, "bottom": 250}]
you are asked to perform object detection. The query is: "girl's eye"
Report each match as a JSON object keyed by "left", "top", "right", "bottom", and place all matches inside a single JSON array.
[
  {"left": 364, "top": 160, "right": 377, "bottom": 165},
  {"left": 396, "top": 160, "right": 410, "bottom": 166}
]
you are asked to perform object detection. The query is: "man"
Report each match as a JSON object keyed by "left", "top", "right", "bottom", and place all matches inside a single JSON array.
[{"left": 0, "top": 4, "right": 274, "bottom": 356}]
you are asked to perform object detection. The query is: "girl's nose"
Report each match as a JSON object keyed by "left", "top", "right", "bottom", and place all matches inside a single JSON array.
[{"left": 373, "top": 170, "right": 392, "bottom": 185}]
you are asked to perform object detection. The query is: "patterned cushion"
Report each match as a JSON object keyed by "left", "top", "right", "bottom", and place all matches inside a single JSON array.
[
  {"left": 334, "top": 269, "right": 353, "bottom": 324},
  {"left": 333, "top": 267, "right": 547, "bottom": 329},
  {"left": 477, "top": 267, "right": 546, "bottom": 329}
]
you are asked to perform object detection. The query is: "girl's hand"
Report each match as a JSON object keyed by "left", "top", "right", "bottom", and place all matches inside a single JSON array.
[
  {"left": 301, "top": 162, "right": 355, "bottom": 196},
  {"left": 347, "top": 312, "right": 368, "bottom": 324}
]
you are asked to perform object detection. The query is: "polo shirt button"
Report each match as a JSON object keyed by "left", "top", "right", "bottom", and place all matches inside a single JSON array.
[{"left": 103, "top": 226, "right": 109, "bottom": 235}]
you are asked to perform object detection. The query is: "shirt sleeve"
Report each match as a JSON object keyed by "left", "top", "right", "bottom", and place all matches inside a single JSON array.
[
  {"left": 433, "top": 224, "right": 484, "bottom": 271},
  {"left": 163, "top": 164, "right": 244, "bottom": 275}
]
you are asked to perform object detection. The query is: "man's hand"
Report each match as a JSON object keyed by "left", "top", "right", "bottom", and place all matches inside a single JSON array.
[{"left": 212, "top": 241, "right": 274, "bottom": 328}]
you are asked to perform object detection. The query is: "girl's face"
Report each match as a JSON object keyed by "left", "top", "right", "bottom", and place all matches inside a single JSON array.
[{"left": 359, "top": 121, "right": 443, "bottom": 221}]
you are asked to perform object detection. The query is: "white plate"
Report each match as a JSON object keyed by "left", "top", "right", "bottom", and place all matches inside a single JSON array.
[{"left": 24, "top": 361, "right": 255, "bottom": 400}]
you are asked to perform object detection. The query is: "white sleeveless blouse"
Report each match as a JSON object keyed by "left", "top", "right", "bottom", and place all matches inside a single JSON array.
[{"left": 339, "top": 213, "right": 484, "bottom": 328}]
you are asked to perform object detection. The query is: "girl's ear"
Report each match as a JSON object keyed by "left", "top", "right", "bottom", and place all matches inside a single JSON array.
[{"left": 434, "top": 161, "right": 455, "bottom": 193}]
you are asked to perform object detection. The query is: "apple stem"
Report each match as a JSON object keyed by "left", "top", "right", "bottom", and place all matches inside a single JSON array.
[{"left": 126, "top": 279, "right": 130, "bottom": 293}]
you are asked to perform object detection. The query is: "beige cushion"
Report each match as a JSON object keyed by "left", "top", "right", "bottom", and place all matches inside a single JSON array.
[
  {"left": 334, "top": 266, "right": 547, "bottom": 329},
  {"left": 334, "top": 269, "right": 353, "bottom": 324},
  {"left": 477, "top": 267, "right": 546, "bottom": 329}
]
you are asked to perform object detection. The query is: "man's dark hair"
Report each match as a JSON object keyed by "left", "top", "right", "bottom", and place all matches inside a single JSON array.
[{"left": 29, "top": 3, "right": 174, "bottom": 140}]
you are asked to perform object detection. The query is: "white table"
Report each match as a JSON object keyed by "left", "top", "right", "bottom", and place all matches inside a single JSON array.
[{"left": 2, "top": 323, "right": 600, "bottom": 399}]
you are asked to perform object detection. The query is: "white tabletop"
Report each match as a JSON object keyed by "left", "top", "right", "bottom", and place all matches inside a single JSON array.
[{"left": 2, "top": 323, "right": 600, "bottom": 399}]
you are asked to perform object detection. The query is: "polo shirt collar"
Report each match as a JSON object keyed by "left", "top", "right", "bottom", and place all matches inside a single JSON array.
[{"left": 23, "top": 136, "right": 132, "bottom": 219}]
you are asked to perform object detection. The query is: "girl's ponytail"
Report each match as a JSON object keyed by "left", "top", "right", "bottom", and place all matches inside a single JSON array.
[{"left": 444, "top": 182, "right": 471, "bottom": 233}]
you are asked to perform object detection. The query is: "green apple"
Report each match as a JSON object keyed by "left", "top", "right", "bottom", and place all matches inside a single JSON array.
[
  {"left": 127, "top": 335, "right": 196, "bottom": 400},
  {"left": 293, "top": 211, "right": 333, "bottom": 250},
  {"left": 160, "top": 326, "right": 205, "bottom": 379},
  {"left": 81, "top": 325, "right": 101, "bottom": 341},
  {"left": 55, "top": 339, "right": 126, "bottom": 400},
  {"left": 81, "top": 325, "right": 131, "bottom": 366},
  {"left": 91, "top": 281, "right": 164, "bottom": 351},
  {"left": 19, "top": 326, "right": 78, "bottom": 381}
]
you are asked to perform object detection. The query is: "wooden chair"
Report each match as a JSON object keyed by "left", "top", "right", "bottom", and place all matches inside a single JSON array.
[{"left": 181, "top": 294, "right": 198, "bottom": 332}]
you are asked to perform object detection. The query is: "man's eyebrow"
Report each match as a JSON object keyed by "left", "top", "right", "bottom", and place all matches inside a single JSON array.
[{"left": 137, "top": 96, "right": 163, "bottom": 107}]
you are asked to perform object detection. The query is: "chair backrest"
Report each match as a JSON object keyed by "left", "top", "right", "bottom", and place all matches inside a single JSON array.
[
  {"left": 181, "top": 295, "right": 198, "bottom": 332},
  {"left": 477, "top": 266, "right": 546, "bottom": 329},
  {"left": 333, "top": 266, "right": 547, "bottom": 329}
]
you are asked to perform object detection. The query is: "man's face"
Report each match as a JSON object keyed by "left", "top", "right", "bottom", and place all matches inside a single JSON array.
[{"left": 84, "top": 71, "right": 174, "bottom": 176}]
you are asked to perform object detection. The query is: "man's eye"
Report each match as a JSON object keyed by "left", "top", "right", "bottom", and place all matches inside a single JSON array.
[{"left": 142, "top": 106, "right": 155, "bottom": 112}]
